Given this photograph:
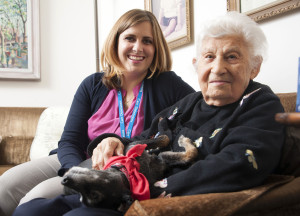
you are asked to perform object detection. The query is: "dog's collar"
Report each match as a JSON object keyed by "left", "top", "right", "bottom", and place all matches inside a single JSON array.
[{"left": 111, "top": 163, "right": 130, "bottom": 183}]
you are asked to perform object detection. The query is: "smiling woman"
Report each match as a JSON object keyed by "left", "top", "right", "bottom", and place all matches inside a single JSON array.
[
  {"left": 193, "top": 11, "right": 267, "bottom": 106},
  {"left": 117, "top": 21, "right": 155, "bottom": 94},
  {"left": 195, "top": 35, "right": 261, "bottom": 106},
  {"left": 1, "top": 9, "right": 195, "bottom": 216}
]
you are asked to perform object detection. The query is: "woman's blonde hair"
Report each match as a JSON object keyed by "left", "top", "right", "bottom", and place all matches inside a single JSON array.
[{"left": 101, "top": 9, "right": 172, "bottom": 89}]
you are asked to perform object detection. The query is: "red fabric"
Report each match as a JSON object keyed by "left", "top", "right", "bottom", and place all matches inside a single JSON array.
[{"left": 103, "top": 144, "right": 150, "bottom": 201}]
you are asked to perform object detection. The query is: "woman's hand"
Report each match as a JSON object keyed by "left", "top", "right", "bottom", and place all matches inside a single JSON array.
[{"left": 92, "top": 137, "right": 124, "bottom": 170}]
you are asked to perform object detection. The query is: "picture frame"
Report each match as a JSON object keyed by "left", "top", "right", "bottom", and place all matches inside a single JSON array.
[
  {"left": 0, "top": 0, "right": 40, "bottom": 80},
  {"left": 145, "top": 0, "right": 192, "bottom": 50},
  {"left": 227, "top": 0, "right": 300, "bottom": 22}
]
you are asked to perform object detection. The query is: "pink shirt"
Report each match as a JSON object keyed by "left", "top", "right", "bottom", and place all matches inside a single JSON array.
[{"left": 88, "top": 83, "right": 144, "bottom": 141}]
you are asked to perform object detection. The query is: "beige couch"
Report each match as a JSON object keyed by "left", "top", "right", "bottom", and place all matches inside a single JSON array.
[{"left": 0, "top": 93, "right": 299, "bottom": 215}]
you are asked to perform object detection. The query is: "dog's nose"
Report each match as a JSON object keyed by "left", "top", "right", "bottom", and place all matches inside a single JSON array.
[{"left": 61, "top": 176, "right": 71, "bottom": 185}]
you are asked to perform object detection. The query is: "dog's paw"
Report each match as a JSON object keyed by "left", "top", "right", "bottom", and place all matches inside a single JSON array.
[
  {"left": 154, "top": 178, "right": 168, "bottom": 188},
  {"left": 178, "top": 135, "right": 192, "bottom": 148}
]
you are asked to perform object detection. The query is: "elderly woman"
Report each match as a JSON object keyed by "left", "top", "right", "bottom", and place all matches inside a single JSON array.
[{"left": 13, "top": 11, "right": 284, "bottom": 216}]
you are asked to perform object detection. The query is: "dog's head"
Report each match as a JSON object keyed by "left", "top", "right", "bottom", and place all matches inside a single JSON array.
[{"left": 62, "top": 167, "right": 133, "bottom": 211}]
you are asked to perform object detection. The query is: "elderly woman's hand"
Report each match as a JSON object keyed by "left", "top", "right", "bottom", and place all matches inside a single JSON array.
[{"left": 92, "top": 137, "right": 124, "bottom": 170}]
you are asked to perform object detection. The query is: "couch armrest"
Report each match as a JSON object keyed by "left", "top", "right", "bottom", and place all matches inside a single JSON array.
[
  {"left": 125, "top": 175, "right": 295, "bottom": 216},
  {"left": 0, "top": 136, "right": 32, "bottom": 164},
  {"left": 0, "top": 107, "right": 46, "bottom": 166}
]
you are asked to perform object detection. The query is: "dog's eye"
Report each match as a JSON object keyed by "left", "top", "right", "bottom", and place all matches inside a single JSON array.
[{"left": 89, "top": 191, "right": 99, "bottom": 200}]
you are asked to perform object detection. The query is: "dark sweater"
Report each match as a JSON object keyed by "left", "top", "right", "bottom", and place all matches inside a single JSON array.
[
  {"left": 97, "top": 81, "right": 285, "bottom": 197},
  {"left": 56, "top": 71, "right": 195, "bottom": 176}
]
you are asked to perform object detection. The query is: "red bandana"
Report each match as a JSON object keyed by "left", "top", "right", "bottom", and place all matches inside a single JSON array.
[{"left": 103, "top": 144, "right": 150, "bottom": 201}]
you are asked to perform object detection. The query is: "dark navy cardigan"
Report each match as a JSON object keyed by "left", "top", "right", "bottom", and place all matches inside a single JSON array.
[{"left": 56, "top": 71, "right": 195, "bottom": 176}]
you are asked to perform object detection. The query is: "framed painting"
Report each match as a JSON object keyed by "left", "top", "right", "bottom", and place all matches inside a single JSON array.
[
  {"left": 227, "top": 0, "right": 300, "bottom": 22},
  {"left": 145, "top": 0, "right": 192, "bottom": 50},
  {"left": 0, "top": 0, "right": 40, "bottom": 80}
]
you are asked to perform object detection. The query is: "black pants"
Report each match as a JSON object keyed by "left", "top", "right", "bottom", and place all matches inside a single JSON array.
[{"left": 12, "top": 194, "right": 123, "bottom": 216}]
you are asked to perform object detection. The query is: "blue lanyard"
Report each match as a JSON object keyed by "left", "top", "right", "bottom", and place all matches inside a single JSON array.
[{"left": 117, "top": 82, "right": 144, "bottom": 138}]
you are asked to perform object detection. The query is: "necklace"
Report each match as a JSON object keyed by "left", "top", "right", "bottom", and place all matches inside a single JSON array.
[
  {"left": 124, "top": 95, "right": 134, "bottom": 104},
  {"left": 123, "top": 95, "right": 135, "bottom": 112}
]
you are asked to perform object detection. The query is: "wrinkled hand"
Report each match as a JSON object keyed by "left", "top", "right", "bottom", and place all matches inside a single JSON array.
[{"left": 92, "top": 137, "right": 124, "bottom": 170}]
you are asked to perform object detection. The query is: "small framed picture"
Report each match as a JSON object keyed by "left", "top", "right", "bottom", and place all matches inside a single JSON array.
[
  {"left": 145, "top": 0, "right": 192, "bottom": 50},
  {"left": 0, "top": 0, "right": 40, "bottom": 80},
  {"left": 227, "top": 0, "right": 300, "bottom": 22}
]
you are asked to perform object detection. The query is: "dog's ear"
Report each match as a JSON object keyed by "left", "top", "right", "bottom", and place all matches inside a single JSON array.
[{"left": 118, "top": 193, "right": 134, "bottom": 212}]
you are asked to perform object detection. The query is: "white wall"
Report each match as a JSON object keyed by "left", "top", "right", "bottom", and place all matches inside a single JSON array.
[
  {"left": 256, "top": 11, "right": 300, "bottom": 93},
  {"left": 0, "top": 0, "right": 299, "bottom": 107},
  {"left": 0, "top": 0, "right": 96, "bottom": 107}
]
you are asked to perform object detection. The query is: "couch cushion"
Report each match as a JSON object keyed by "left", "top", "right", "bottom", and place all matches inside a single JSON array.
[{"left": 30, "top": 106, "right": 69, "bottom": 160}]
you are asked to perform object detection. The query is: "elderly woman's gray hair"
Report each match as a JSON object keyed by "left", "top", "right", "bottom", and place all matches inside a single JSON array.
[{"left": 195, "top": 12, "right": 267, "bottom": 68}]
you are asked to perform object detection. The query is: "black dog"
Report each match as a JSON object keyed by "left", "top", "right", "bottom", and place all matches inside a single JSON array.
[{"left": 61, "top": 134, "right": 198, "bottom": 212}]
